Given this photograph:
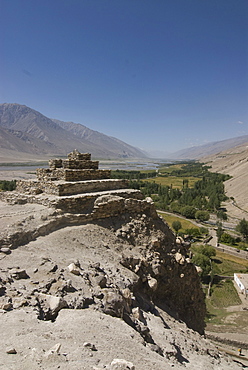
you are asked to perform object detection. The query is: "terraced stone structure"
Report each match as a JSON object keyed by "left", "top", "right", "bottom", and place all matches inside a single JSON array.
[
  {"left": 0, "top": 150, "right": 208, "bottom": 339},
  {"left": 37, "top": 150, "right": 110, "bottom": 183},
  {"left": 15, "top": 149, "right": 148, "bottom": 215},
  {"left": 17, "top": 150, "right": 124, "bottom": 195}
]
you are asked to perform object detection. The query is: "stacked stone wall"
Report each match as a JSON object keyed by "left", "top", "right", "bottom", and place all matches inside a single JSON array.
[
  {"left": 55, "top": 189, "right": 144, "bottom": 213},
  {"left": 68, "top": 151, "right": 91, "bottom": 161},
  {"left": 14, "top": 150, "right": 150, "bottom": 219},
  {"left": 36, "top": 168, "right": 111, "bottom": 182},
  {"left": 55, "top": 179, "right": 128, "bottom": 196},
  {"left": 16, "top": 180, "right": 43, "bottom": 195},
  {"left": 48, "top": 159, "right": 63, "bottom": 169},
  {"left": 16, "top": 179, "right": 129, "bottom": 196},
  {"left": 63, "top": 159, "right": 99, "bottom": 170},
  {"left": 63, "top": 169, "right": 111, "bottom": 181},
  {"left": 92, "top": 196, "right": 156, "bottom": 220}
]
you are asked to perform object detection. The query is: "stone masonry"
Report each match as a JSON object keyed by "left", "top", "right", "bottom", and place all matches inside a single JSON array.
[
  {"left": 1, "top": 149, "right": 159, "bottom": 248},
  {"left": 15, "top": 149, "right": 153, "bottom": 217},
  {"left": 36, "top": 150, "right": 110, "bottom": 182},
  {"left": 0, "top": 150, "right": 209, "bottom": 339},
  {"left": 17, "top": 149, "right": 123, "bottom": 196}
]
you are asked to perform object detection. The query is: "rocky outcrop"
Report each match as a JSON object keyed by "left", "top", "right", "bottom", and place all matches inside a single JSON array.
[
  {"left": 0, "top": 151, "right": 241, "bottom": 369},
  {"left": 1, "top": 151, "right": 206, "bottom": 334}
]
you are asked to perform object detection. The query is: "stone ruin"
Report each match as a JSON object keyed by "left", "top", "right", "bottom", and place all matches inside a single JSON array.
[
  {"left": 38, "top": 150, "right": 110, "bottom": 183},
  {"left": 0, "top": 149, "right": 209, "bottom": 342},
  {"left": 15, "top": 149, "right": 155, "bottom": 217},
  {"left": 17, "top": 149, "right": 114, "bottom": 196},
  {"left": 1, "top": 148, "right": 160, "bottom": 251}
]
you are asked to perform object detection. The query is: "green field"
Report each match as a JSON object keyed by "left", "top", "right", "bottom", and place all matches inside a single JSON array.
[
  {"left": 158, "top": 163, "right": 186, "bottom": 173},
  {"left": 204, "top": 252, "right": 247, "bottom": 329},
  {"left": 158, "top": 212, "right": 200, "bottom": 232},
  {"left": 142, "top": 162, "right": 202, "bottom": 189},
  {"left": 214, "top": 250, "right": 248, "bottom": 272},
  {"left": 205, "top": 280, "right": 242, "bottom": 327},
  {"left": 209, "top": 280, "right": 241, "bottom": 308},
  {"left": 144, "top": 175, "right": 199, "bottom": 189}
]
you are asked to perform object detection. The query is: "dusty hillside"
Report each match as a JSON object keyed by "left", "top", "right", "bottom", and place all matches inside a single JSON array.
[
  {"left": 0, "top": 195, "right": 242, "bottom": 369},
  {"left": 202, "top": 142, "right": 248, "bottom": 218}
]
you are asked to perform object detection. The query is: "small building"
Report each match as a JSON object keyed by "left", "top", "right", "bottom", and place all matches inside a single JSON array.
[{"left": 234, "top": 273, "right": 248, "bottom": 296}]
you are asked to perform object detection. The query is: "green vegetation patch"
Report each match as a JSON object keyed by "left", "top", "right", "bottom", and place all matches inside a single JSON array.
[
  {"left": 128, "top": 162, "right": 230, "bottom": 218},
  {"left": 0, "top": 180, "right": 16, "bottom": 191},
  {"left": 215, "top": 250, "right": 248, "bottom": 271},
  {"left": 111, "top": 169, "right": 156, "bottom": 180},
  {"left": 144, "top": 176, "right": 198, "bottom": 189},
  {"left": 205, "top": 280, "right": 242, "bottom": 327},
  {"left": 158, "top": 161, "right": 211, "bottom": 177},
  {"left": 210, "top": 280, "right": 241, "bottom": 308},
  {"left": 212, "top": 257, "right": 247, "bottom": 276},
  {"left": 158, "top": 163, "right": 186, "bottom": 174},
  {"left": 158, "top": 212, "right": 200, "bottom": 233},
  {"left": 203, "top": 251, "right": 247, "bottom": 329}
]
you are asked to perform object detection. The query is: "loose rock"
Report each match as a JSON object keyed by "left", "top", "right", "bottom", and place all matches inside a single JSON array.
[
  {"left": 109, "top": 358, "right": 135, "bottom": 370},
  {"left": 6, "top": 347, "right": 17, "bottom": 354}
]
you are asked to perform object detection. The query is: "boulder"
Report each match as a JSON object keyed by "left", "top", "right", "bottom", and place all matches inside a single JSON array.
[
  {"left": 147, "top": 276, "right": 158, "bottom": 291},
  {"left": 175, "top": 252, "right": 185, "bottom": 265},
  {"left": 9, "top": 268, "right": 29, "bottom": 280},
  {"left": 37, "top": 293, "right": 68, "bottom": 320},
  {"left": 68, "top": 263, "right": 81, "bottom": 275},
  {"left": 109, "top": 358, "right": 135, "bottom": 369},
  {"left": 0, "top": 247, "right": 11, "bottom": 254},
  {"left": 6, "top": 347, "right": 17, "bottom": 354}
]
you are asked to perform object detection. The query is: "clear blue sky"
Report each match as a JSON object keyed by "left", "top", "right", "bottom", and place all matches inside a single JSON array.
[{"left": 1, "top": 0, "right": 247, "bottom": 153}]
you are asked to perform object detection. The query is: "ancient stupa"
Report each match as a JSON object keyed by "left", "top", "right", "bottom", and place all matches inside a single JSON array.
[{"left": 15, "top": 149, "right": 149, "bottom": 216}]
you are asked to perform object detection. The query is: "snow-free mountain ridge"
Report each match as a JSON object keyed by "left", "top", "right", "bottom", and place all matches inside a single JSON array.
[
  {"left": 169, "top": 135, "right": 248, "bottom": 160},
  {"left": 0, "top": 104, "right": 146, "bottom": 160}
]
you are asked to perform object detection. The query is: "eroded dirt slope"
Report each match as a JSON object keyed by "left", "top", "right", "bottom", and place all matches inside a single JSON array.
[{"left": 0, "top": 198, "right": 242, "bottom": 369}]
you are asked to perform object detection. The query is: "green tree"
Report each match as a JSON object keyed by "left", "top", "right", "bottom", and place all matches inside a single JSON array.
[
  {"left": 172, "top": 221, "right": 182, "bottom": 234},
  {"left": 200, "top": 227, "right": 209, "bottom": 235},
  {"left": 216, "top": 221, "right": 223, "bottom": 242},
  {"left": 198, "top": 245, "right": 216, "bottom": 258},
  {"left": 220, "top": 232, "right": 236, "bottom": 246},
  {"left": 182, "top": 179, "right": 189, "bottom": 188},
  {"left": 236, "top": 218, "right": 248, "bottom": 240},
  {"left": 170, "top": 201, "right": 182, "bottom": 214},
  {"left": 0, "top": 180, "right": 16, "bottom": 191},
  {"left": 217, "top": 210, "right": 228, "bottom": 220},
  {"left": 181, "top": 205, "right": 196, "bottom": 219},
  {"left": 184, "top": 228, "right": 201, "bottom": 238},
  {"left": 195, "top": 210, "right": 210, "bottom": 222},
  {"left": 192, "top": 253, "right": 212, "bottom": 277}
]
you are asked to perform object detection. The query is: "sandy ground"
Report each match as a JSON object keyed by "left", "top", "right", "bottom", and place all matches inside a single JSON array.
[{"left": 0, "top": 169, "right": 37, "bottom": 181}]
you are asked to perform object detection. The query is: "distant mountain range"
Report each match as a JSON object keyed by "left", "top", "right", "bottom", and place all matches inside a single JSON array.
[
  {"left": 169, "top": 135, "right": 248, "bottom": 160},
  {"left": 1, "top": 103, "right": 248, "bottom": 163},
  {"left": 0, "top": 103, "right": 146, "bottom": 161}
]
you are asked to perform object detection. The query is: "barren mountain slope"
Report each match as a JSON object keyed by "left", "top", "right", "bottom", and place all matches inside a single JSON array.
[
  {"left": 170, "top": 135, "right": 248, "bottom": 159},
  {"left": 202, "top": 143, "right": 248, "bottom": 215},
  {"left": 0, "top": 104, "right": 146, "bottom": 159},
  {"left": 52, "top": 118, "right": 146, "bottom": 159}
]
